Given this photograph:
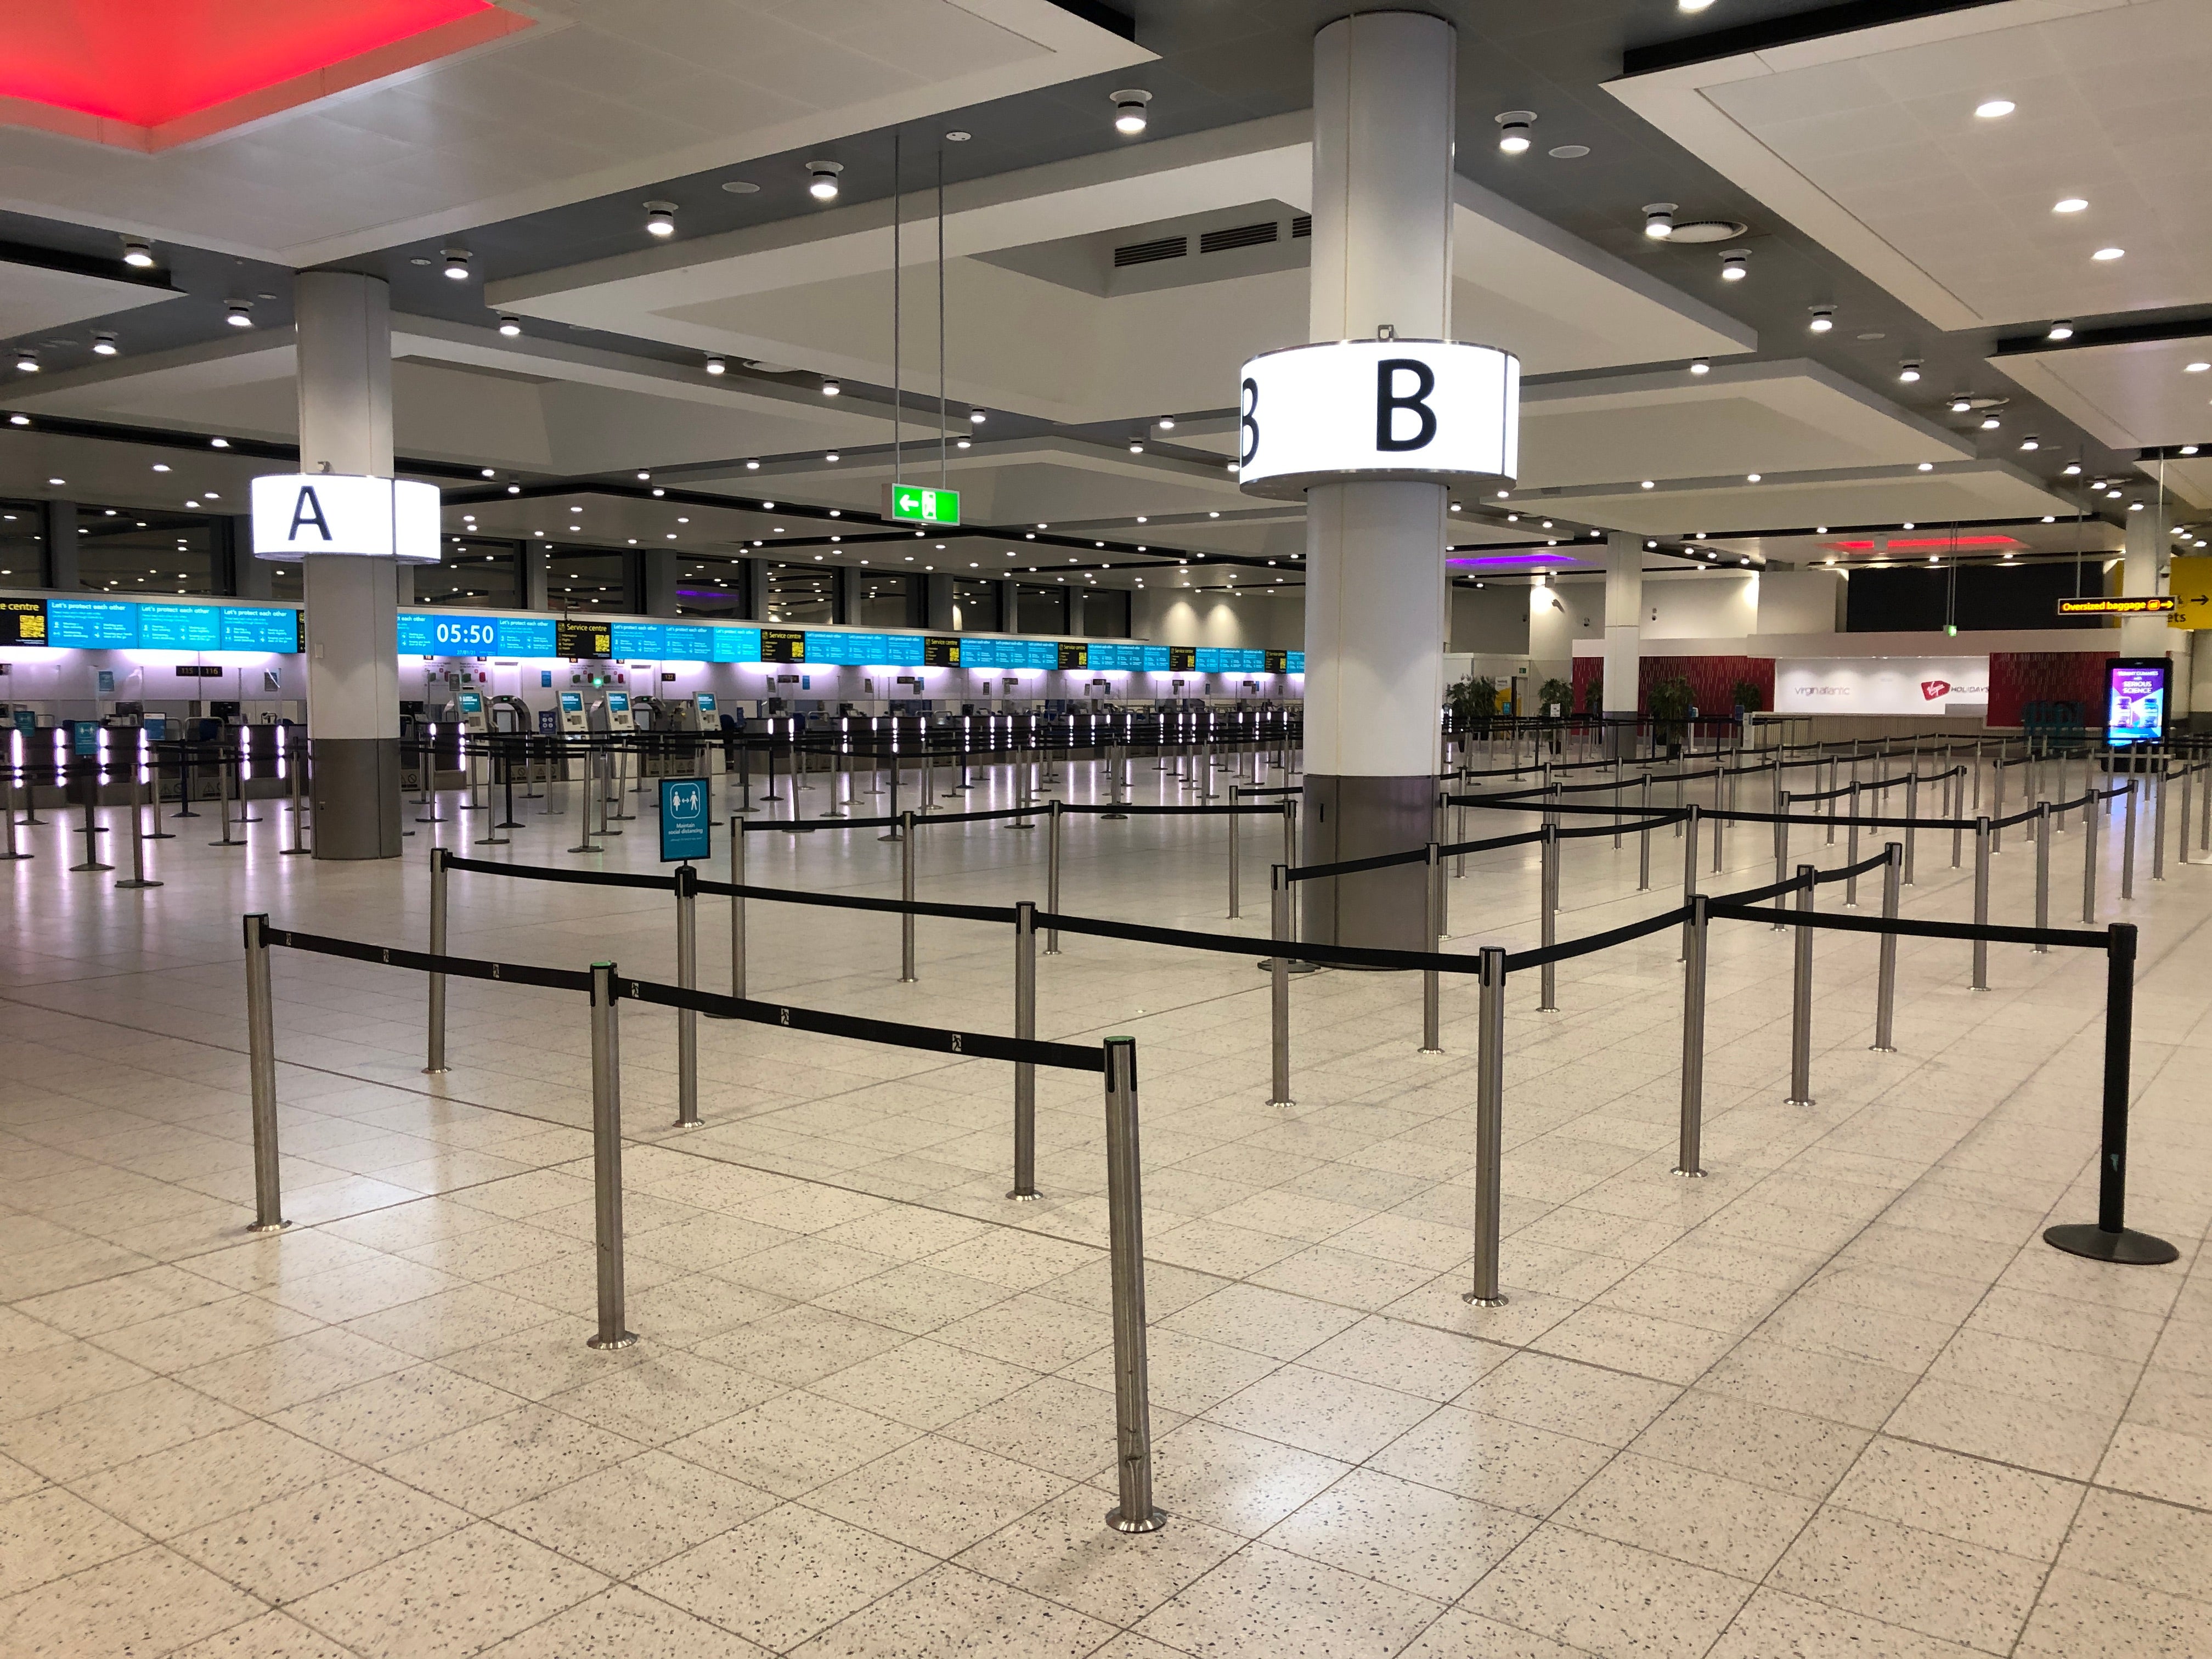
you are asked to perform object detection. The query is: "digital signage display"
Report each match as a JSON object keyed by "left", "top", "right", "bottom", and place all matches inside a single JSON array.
[
  {"left": 137, "top": 604, "right": 223, "bottom": 651},
  {"left": 925, "top": 635, "right": 960, "bottom": 666},
  {"left": 46, "top": 599, "right": 138, "bottom": 648},
  {"left": 662, "top": 624, "right": 715, "bottom": 661},
  {"left": 1169, "top": 646, "right": 1196, "bottom": 673},
  {"left": 557, "top": 618, "right": 613, "bottom": 659},
  {"left": 1057, "top": 641, "right": 1088, "bottom": 670},
  {"left": 2107, "top": 659, "right": 2167, "bottom": 746},
  {"left": 609, "top": 623, "right": 665, "bottom": 659},
  {"left": 761, "top": 629, "right": 806, "bottom": 663},
  {"left": 222, "top": 607, "right": 305, "bottom": 653},
  {"left": 0, "top": 597, "right": 46, "bottom": 645},
  {"left": 711, "top": 626, "right": 764, "bottom": 663}
]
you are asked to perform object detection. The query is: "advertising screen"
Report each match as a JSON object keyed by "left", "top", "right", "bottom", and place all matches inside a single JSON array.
[
  {"left": 2107, "top": 659, "right": 2167, "bottom": 745},
  {"left": 395, "top": 612, "right": 550, "bottom": 656}
]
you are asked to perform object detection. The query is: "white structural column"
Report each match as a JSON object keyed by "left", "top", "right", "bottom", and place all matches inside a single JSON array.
[
  {"left": 1603, "top": 531, "right": 1643, "bottom": 747},
  {"left": 297, "top": 272, "right": 403, "bottom": 859},
  {"left": 1300, "top": 9, "right": 1455, "bottom": 950}
]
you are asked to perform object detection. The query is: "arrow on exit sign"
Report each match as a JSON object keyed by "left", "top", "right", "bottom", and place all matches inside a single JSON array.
[{"left": 883, "top": 483, "right": 960, "bottom": 526}]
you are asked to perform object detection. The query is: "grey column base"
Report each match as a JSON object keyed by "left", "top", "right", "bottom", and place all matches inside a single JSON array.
[
  {"left": 1299, "top": 774, "right": 1432, "bottom": 952},
  {"left": 312, "top": 737, "right": 404, "bottom": 860}
]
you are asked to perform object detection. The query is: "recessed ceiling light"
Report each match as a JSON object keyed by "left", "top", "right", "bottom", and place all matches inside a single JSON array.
[
  {"left": 1900, "top": 360, "right": 1924, "bottom": 383},
  {"left": 2092, "top": 247, "right": 2124, "bottom": 261},
  {"left": 91, "top": 331, "right": 118, "bottom": 356},
  {"left": 2047, "top": 320, "right": 2074, "bottom": 341},
  {"left": 12, "top": 349, "right": 35, "bottom": 373},
  {"left": 225, "top": 301, "right": 253, "bottom": 327},
  {"left": 1689, "top": 358, "right": 1710, "bottom": 375},
  {"left": 121, "top": 235, "right": 155, "bottom": 268},
  {"left": 2053, "top": 197, "right": 2087, "bottom": 214},
  {"left": 1974, "top": 99, "right": 2015, "bottom": 119},
  {"left": 1950, "top": 396, "right": 1972, "bottom": 413},
  {"left": 2187, "top": 362, "right": 2211, "bottom": 374},
  {"left": 820, "top": 379, "right": 839, "bottom": 396},
  {"left": 1746, "top": 473, "right": 1761, "bottom": 483},
  {"left": 1111, "top": 89, "right": 1151, "bottom": 136},
  {"left": 1917, "top": 461, "right": 1934, "bottom": 471}
]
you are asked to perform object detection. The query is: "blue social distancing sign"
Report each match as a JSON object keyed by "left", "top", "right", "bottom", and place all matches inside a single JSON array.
[{"left": 659, "top": 777, "right": 711, "bottom": 862}]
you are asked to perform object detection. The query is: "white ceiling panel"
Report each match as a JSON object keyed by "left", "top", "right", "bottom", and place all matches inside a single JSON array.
[
  {"left": 1528, "top": 460, "right": 2072, "bottom": 537},
  {"left": 0, "top": 0, "right": 1151, "bottom": 266},
  {"left": 1990, "top": 335, "right": 2212, "bottom": 451},
  {"left": 0, "top": 260, "right": 185, "bottom": 338},
  {"left": 1605, "top": 0, "right": 2211, "bottom": 331}
]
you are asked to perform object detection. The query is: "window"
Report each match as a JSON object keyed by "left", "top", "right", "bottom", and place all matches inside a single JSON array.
[
  {"left": 413, "top": 538, "right": 522, "bottom": 608},
  {"left": 950, "top": 578, "right": 999, "bottom": 633},
  {"left": 676, "top": 554, "right": 749, "bottom": 619},
  {"left": 860, "top": 572, "right": 924, "bottom": 629},
  {"left": 763, "top": 562, "right": 834, "bottom": 625},
  {"left": 76, "top": 506, "right": 220, "bottom": 596},
  {"left": 1014, "top": 584, "right": 1068, "bottom": 634},
  {"left": 0, "top": 501, "right": 39, "bottom": 585},
  {"left": 1080, "top": 589, "right": 1130, "bottom": 638},
  {"left": 547, "top": 550, "right": 630, "bottom": 611}
]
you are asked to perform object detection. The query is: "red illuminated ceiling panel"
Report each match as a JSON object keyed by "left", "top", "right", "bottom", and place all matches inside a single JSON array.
[
  {"left": 1826, "top": 535, "right": 2024, "bottom": 552},
  {"left": 0, "top": 2, "right": 531, "bottom": 150}
]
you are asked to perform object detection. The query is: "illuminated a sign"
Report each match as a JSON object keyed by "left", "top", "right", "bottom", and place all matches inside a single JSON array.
[
  {"left": 2058, "top": 596, "right": 2175, "bottom": 616},
  {"left": 1238, "top": 338, "right": 1519, "bottom": 499},
  {"left": 250, "top": 473, "right": 441, "bottom": 562}
]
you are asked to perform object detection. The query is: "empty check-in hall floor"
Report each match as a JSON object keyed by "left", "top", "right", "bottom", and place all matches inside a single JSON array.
[{"left": 5, "top": 766, "right": 2212, "bottom": 1658}]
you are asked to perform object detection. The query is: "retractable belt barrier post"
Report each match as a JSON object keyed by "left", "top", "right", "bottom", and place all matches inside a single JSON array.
[
  {"left": 1010, "top": 901, "right": 1039, "bottom": 1200},
  {"left": 242, "top": 916, "right": 287, "bottom": 1234},
  {"left": 675, "top": 865, "right": 699, "bottom": 1128},
  {"left": 1046, "top": 800, "right": 1063, "bottom": 955},
  {"left": 727, "top": 818, "right": 747, "bottom": 1001},
  {"left": 1538, "top": 823, "right": 1559, "bottom": 1012},
  {"left": 1420, "top": 843, "right": 1443, "bottom": 1053},
  {"left": 72, "top": 763, "right": 113, "bottom": 871},
  {"left": 899, "top": 810, "right": 918, "bottom": 982},
  {"left": 1786, "top": 865, "right": 1815, "bottom": 1107},
  {"left": 116, "top": 764, "right": 160, "bottom": 890},
  {"left": 1972, "top": 816, "right": 1991, "bottom": 991},
  {"left": 2084, "top": 780, "right": 2102, "bottom": 922},
  {"left": 2035, "top": 802, "right": 2053, "bottom": 950},
  {"left": 1680, "top": 804, "right": 1700, "bottom": 963},
  {"left": 2154, "top": 768, "right": 2168, "bottom": 882},
  {"left": 1267, "top": 865, "right": 1294, "bottom": 1109},
  {"left": 587, "top": 961, "right": 637, "bottom": 1351},
  {"left": 283, "top": 737, "right": 311, "bottom": 855},
  {"left": 425, "top": 849, "right": 449, "bottom": 1074},
  {"left": 1102, "top": 1036, "right": 1165, "bottom": 1534},
  {"left": 2122, "top": 778, "right": 2138, "bottom": 901},
  {"left": 1872, "top": 843, "right": 1901, "bottom": 1052},
  {"left": 1463, "top": 946, "right": 1509, "bottom": 1307},
  {"left": 1676, "top": 894, "right": 1709, "bottom": 1178}
]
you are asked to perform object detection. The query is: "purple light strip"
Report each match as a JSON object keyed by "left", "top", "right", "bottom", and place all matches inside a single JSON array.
[{"left": 1446, "top": 553, "right": 1592, "bottom": 568}]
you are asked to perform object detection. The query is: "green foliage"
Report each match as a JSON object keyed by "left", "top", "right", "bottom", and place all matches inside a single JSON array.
[
  {"left": 1648, "top": 675, "right": 1694, "bottom": 729},
  {"left": 1582, "top": 674, "right": 1605, "bottom": 716},
  {"left": 1444, "top": 674, "right": 1498, "bottom": 726},
  {"left": 1538, "top": 677, "right": 1573, "bottom": 715},
  {"left": 1731, "top": 678, "right": 1764, "bottom": 713}
]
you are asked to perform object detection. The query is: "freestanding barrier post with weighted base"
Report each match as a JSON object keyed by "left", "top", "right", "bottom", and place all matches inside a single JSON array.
[
  {"left": 1786, "top": 865, "right": 1815, "bottom": 1106},
  {"left": 727, "top": 819, "right": 747, "bottom": 1001},
  {"left": 2035, "top": 802, "right": 2052, "bottom": 950},
  {"left": 1266, "top": 865, "right": 1294, "bottom": 1109},
  {"left": 1101, "top": 1036, "right": 1165, "bottom": 1534},
  {"left": 1046, "top": 800, "right": 1063, "bottom": 955},
  {"left": 115, "top": 770, "right": 161, "bottom": 889},
  {"left": 242, "top": 915, "right": 289, "bottom": 1234},
  {"left": 73, "top": 768, "right": 114, "bottom": 871},
  {"left": 1420, "top": 842, "right": 1443, "bottom": 1053},
  {"left": 675, "top": 864, "right": 699, "bottom": 1128},
  {"left": 1463, "top": 946, "right": 1509, "bottom": 1307},
  {"left": 425, "top": 849, "right": 448, "bottom": 1074},
  {"left": 587, "top": 962, "right": 636, "bottom": 1350},
  {"left": 1010, "top": 901, "right": 1039, "bottom": 1200},
  {"left": 1676, "top": 895, "right": 1708, "bottom": 1178},
  {"left": 1872, "top": 842, "right": 1901, "bottom": 1051},
  {"left": 1972, "top": 816, "right": 1991, "bottom": 991},
  {"left": 282, "top": 739, "right": 312, "bottom": 854},
  {"left": 2045, "top": 924, "right": 2179, "bottom": 1266},
  {"left": 2121, "top": 778, "right": 2138, "bottom": 901},
  {"left": 1538, "top": 823, "right": 1559, "bottom": 1012},
  {"left": 899, "top": 811, "right": 917, "bottom": 982}
]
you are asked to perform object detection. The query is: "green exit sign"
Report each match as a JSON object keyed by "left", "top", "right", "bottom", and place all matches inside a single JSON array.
[{"left": 884, "top": 483, "right": 960, "bottom": 526}]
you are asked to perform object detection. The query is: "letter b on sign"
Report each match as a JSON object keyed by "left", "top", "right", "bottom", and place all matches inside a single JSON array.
[{"left": 1376, "top": 359, "right": 1437, "bottom": 452}]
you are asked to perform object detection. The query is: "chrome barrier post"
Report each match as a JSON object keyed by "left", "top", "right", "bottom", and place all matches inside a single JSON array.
[
  {"left": 1102, "top": 1036, "right": 1165, "bottom": 1533},
  {"left": 71, "top": 762, "right": 113, "bottom": 871},
  {"left": 586, "top": 963, "right": 636, "bottom": 1350},
  {"left": 425, "top": 848, "right": 449, "bottom": 1074},
  {"left": 243, "top": 916, "right": 288, "bottom": 1233},
  {"left": 1845, "top": 781, "right": 1863, "bottom": 905},
  {"left": 1903, "top": 772, "right": 1918, "bottom": 885},
  {"left": 2084, "top": 780, "right": 2102, "bottom": 922},
  {"left": 1538, "top": 822, "right": 1559, "bottom": 1012},
  {"left": 1872, "top": 843, "right": 1901, "bottom": 1051},
  {"left": 568, "top": 750, "right": 601, "bottom": 853},
  {"left": 0, "top": 753, "right": 23, "bottom": 861},
  {"left": 1772, "top": 792, "right": 1790, "bottom": 929},
  {"left": 727, "top": 819, "right": 749, "bottom": 1000},
  {"left": 116, "top": 764, "right": 160, "bottom": 889},
  {"left": 1463, "top": 946, "right": 1509, "bottom": 1306},
  {"left": 675, "top": 864, "right": 699, "bottom": 1128},
  {"left": 2121, "top": 778, "right": 2138, "bottom": 900},
  {"left": 1714, "top": 766, "right": 1728, "bottom": 873},
  {"left": 2044, "top": 924, "right": 2177, "bottom": 1266},
  {"left": 1787, "top": 864, "right": 1815, "bottom": 1106},
  {"left": 1420, "top": 843, "right": 1443, "bottom": 1053},
  {"left": 1638, "top": 775, "right": 1652, "bottom": 890},
  {"left": 1950, "top": 768, "right": 1963, "bottom": 868},
  {"left": 1282, "top": 797, "right": 1296, "bottom": 873},
  {"left": 899, "top": 810, "right": 918, "bottom": 982},
  {"left": 1680, "top": 803, "right": 1700, "bottom": 962},
  {"left": 1826, "top": 756, "right": 1838, "bottom": 845},
  {"left": 2035, "top": 802, "right": 2053, "bottom": 951},
  {"left": 1046, "top": 800, "right": 1063, "bottom": 955},
  {"left": 1267, "top": 866, "right": 1294, "bottom": 1109},
  {"left": 2159, "top": 765, "right": 2172, "bottom": 879},
  {"left": 1009, "top": 902, "right": 1040, "bottom": 1199},
  {"left": 282, "top": 735, "right": 311, "bottom": 854},
  {"left": 1972, "top": 815, "right": 1991, "bottom": 990},
  {"left": 1993, "top": 759, "right": 2007, "bottom": 852},
  {"left": 1227, "top": 803, "right": 1240, "bottom": 920},
  {"left": 1675, "top": 895, "right": 1708, "bottom": 1178}
]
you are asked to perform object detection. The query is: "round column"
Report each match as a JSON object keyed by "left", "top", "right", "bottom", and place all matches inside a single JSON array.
[
  {"left": 1300, "top": 9, "right": 1457, "bottom": 950},
  {"left": 297, "top": 272, "right": 403, "bottom": 859},
  {"left": 1604, "top": 531, "right": 1644, "bottom": 752}
]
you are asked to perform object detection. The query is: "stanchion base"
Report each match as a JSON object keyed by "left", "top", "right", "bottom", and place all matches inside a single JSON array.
[
  {"left": 568, "top": 844, "right": 601, "bottom": 854},
  {"left": 1418, "top": 1046, "right": 1445, "bottom": 1057},
  {"left": 1107, "top": 1506, "right": 1166, "bottom": 1535},
  {"left": 879, "top": 833, "right": 904, "bottom": 843},
  {"left": 208, "top": 839, "right": 242, "bottom": 849},
  {"left": 585, "top": 1330, "right": 639, "bottom": 1350},
  {"left": 71, "top": 861, "right": 116, "bottom": 872},
  {"left": 2044, "top": 1223, "right": 2179, "bottom": 1266},
  {"left": 473, "top": 836, "right": 510, "bottom": 847},
  {"left": 1869, "top": 1044, "right": 1897, "bottom": 1053},
  {"left": 247, "top": 1218, "right": 291, "bottom": 1234},
  {"left": 422, "top": 1066, "right": 449, "bottom": 1076},
  {"left": 1672, "top": 1166, "right": 1706, "bottom": 1179},
  {"left": 281, "top": 846, "right": 312, "bottom": 856},
  {"left": 1265, "top": 1098, "right": 1296, "bottom": 1111},
  {"left": 114, "top": 878, "right": 162, "bottom": 889},
  {"left": 675, "top": 1117, "right": 703, "bottom": 1131},
  {"left": 1253, "top": 958, "right": 1321, "bottom": 975},
  {"left": 494, "top": 819, "right": 524, "bottom": 830},
  {"left": 1007, "top": 822, "right": 1035, "bottom": 831},
  {"left": 1786, "top": 1096, "right": 1815, "bottom": 1107},
  {"left": 1006, "top": 1189, "right": 1040, "bottom": 1202},
  {"left": 0, "top": 852, "right": 29, "bottom": 861},
  {"left": 146, "top": 830, "right": 175, "bottom": 840},
  {"left": 1461, "top": 1291, "right": 1508, "bottom": 1308},
  {"left": 1103, "top": 812, "right": 1129, "bottom": 821}
]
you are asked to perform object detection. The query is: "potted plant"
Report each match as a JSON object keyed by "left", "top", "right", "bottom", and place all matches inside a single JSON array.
[
  {"left": 1444, "top": 673, "right": 1499, "bottom": 733},
  {"left": 1649, "top": 675, "right": 1693, "bottom": 757}
]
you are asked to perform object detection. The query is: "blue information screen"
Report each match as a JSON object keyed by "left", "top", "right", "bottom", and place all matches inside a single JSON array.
[
  {"left": 1194, "top": 648, "right": 1223, "bottom": 673},
  {"left": 47, "top": 599, "right": 138, "bottom": 647},
  {"left": 662, "top": 624, "right": 715, "bottom": 661},
  {"left": 396, "top": 613, "right": 556, "bottom": 656},
  {"left": 220, "top": 607, "right": 302, "bottom": 652},
  {"left": 877, "top": 633, "right": 924, "bottom": 666},
  {"left": 711, "top": 626, "right": 764, "bottom": 663},
  {"left": 609, "top": 623, "right": 665, "bottom": 658},
  {"left": 1287, "top": 651, "right": 1304, "bottom": 673},
  {"left": 138, "top": 604, "right": 222, "bottom": 650},
  {"left": 803, "top": 631, "right": 882, "bottom": 667}
]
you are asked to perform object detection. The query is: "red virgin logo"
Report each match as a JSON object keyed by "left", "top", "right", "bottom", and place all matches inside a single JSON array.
[{"left": 1920, "top": 680, "right": 1951, "bottom": 701}]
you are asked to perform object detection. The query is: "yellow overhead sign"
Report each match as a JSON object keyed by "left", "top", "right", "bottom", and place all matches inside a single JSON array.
[
  {"left": 2169, "top": 557, "right": 2212, "bottom": 629},
  {"left": 2059, "top": 596, "right": 2175, "bottom": 616}
]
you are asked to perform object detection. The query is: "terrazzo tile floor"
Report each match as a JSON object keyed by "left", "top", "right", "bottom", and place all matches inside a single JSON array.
[{"left": 5, "top": 752, "right": 2212, "bottom": 1657}]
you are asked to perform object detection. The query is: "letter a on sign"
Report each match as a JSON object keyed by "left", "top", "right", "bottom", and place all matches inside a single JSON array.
[
  {"left": 1376, "top": 359, "right": 1437, "bottom": 452},
  {"left": 288, "top": 486, "right": 332, "bottom": 542}
]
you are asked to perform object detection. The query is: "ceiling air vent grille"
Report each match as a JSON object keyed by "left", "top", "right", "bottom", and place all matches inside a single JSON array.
[
  {"left": 1199, "top": 221, "right": 1279, "bottom": 255},
  {"left": 1113, "top": 235, "right": 1188, "bottom": 267},
  {"left": 1290, "top": 215, "right": 1312, "bottom": 239}
]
